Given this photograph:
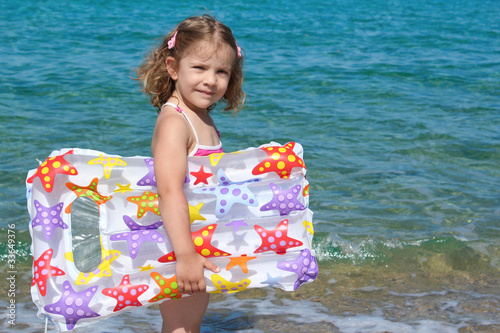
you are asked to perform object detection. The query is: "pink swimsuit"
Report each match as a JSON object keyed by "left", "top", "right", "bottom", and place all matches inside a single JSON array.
[{"left": 161, "top": 102, "right": 224, "bottom": 157}]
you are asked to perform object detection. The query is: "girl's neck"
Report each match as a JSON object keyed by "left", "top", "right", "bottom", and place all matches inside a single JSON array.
[{"left": 169, "top": 95, "right": 210, "bottom": 116}]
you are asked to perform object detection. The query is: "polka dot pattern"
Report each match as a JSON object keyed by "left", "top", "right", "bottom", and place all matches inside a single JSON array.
[
  {"left": 44, "top": 280, "right": 100, "bottom": 330},
  {"left": 26, "top": 150, "right": 78, "bottom": 193},
  {"left": 148, "top": 272, "right": 182, "bottom": 302},
  {"left": 110, "top": 216, "right": 164, "bottom": 259},
  {"left": 88, "top": 154, "right": 127, "bottom": 179},
  {"left": 31, "top": 200, "right": 68, "bottom": 240},
  {"left": 158, "top": 224, "right": 231, "bottom": 263},
  {"left": 260, "top": 183, "right": 306, "bottom": 216},
  {"left": 74, "top": 241, "right": 120, "bottom": 285},
  {"left": 277, "top": 249, "right": 318, "bottom": 291},
  {"left": 31, "top": 249, "right": 65, "bottom": 296},
  {"left": 254, "top": 219, "right": 303, "bottom": 255},
  {"left": 65, "top": 178, "right": 113, "bottom": 214},
  {"left": 102, "top": 275, "right": 148, "bottom": 312},
  {"left": 127, "top": 191, "right": 160, "bottom": 219},
  {"left": 210, "top": 274, "right": 251, "bottom": 294},
  {"left": 193, "top": 169, "right": 259, "bottom": 218},
  {"left": 303, "top": 220, "right": 314, "bottom": 235},
  {"left": 209, "top": 152, "right": 226, "bottom": 166},
  {"left": 252, "top": 142, "right": 305, "bottom": 179},
  {"left": 137, "top": 158, "right": 156, "bottom": 187}
]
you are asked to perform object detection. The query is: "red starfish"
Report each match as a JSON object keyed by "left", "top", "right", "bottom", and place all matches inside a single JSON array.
[
  {"left": 65, "top": 178, "right": 113, "bottom": 214},
  {"left": 27, "top": 150, "right": 78, "bottom": 193},
  {"left": 158, "top": 224, "right": 231, "bottom": 262},
  {"left": 190, "top": 165, "right": 213, "bottom": 185},
  {"left": 254, "top": 219, "right": 303, "bottom": 255},
  {"left": 31, "top": 249, "right": 65, "bottom": 296},
  {"left": 252, "top": 142, "right": 305, "bottom": 179},
  {"left": 102, "top": 274, "right": 149, "bottom": 312}
]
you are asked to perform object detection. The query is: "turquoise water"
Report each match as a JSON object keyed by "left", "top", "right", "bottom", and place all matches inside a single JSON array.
[{"left": 1, "top": 0, "right": 499, "bottom": 331}]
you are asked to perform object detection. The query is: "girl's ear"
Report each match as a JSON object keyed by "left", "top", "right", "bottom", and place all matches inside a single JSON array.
[{"left": 165, "top": 56, "right": 178, "bottom": 80}]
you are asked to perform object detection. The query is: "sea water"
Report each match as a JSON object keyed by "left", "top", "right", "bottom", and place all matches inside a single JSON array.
[{"left": 1, "top": 0, "right": 499, "bottom": 332}]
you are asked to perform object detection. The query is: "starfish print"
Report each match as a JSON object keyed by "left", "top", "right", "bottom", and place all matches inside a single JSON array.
[
  {"left": 110, "top": 216, "right": 164, "bottom": 259},
  {"left": 158, "top": 224, "right": 231, "bottom": 262},
  {"left": 260, "top": 272, "right": 283, "bottom": 288},
  {"left": 137, "top": 158, "right": 156, "bottom": 187},
  {"left": 303, "top": 184, "right": 309, "bottom": 197},
  {"left": 188, "top": 202, "right": 206, "bottom": 224},
  {"left": 277, "top": 249, "right": 318, "bottom": 290},
  {"left": 31, "top": 200, "right": 68, "bottom": 240},
  {"left": 210, "top": 274, "right": 251, "bottom": 294},
  {"left": 27, "top": 150, "right": 78, "bottom": 193},
  {"left": 193, "top": 170, "right": 259, "bottom": 218},
  {"left": 75, "top": 239, "right": 120, "bottom": 285},
  {"left": 114, "top": 183, "right": 133, "bottom": 194},
  {"left": 31, "top": 249, "right": 65, "bottom": 296},
  {"left": 252, "top": 142, "right": 305, "bottom": 179},
  {"left": 225, "top": 219, "right": 248, "bottom": 232},
  {"left": 227, "top": 231, "right": 248, "bottom": 251},
  {"left": 148, "top": 272, "right": 182, "bottom": 302},
  {"left": 226, "top": 254, "right": 257, "bottom": 274},
  {"left": 88, "top": 154, "right": 127, "bottom": 179},
  {"left": 209, "top": 152, "right": 226, "bottom": 166},
  {"left": 260, "top": 183, "right": 306, "bottom": 216},
  {"left": 190, "top": 165, "right": 213, "bottom": 185},
  {"left": 44, "top": 280, "right": 100, "bottom": 330},
  {"left": 102, "top": 274, "right": 149, "bottom": 312},
  {"left": 138, "top": 264, "right": 155, "bottom": 271},
  {"left": 127, "top": 191, "right": 160, "bottom": 219},
  {"left": 254, "top": 219, "right": 303, "bottom": 255},
  {"left": 303, "top": 220, "right": 314, "bottom": 235},
  {"left": 65, "top": 178, "right": 112, "bottom": 214}
]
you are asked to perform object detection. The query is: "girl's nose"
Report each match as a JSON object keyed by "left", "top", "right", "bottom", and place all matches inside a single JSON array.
[{"left": 203, "top": 71, "right": 217, "bottom": 86}]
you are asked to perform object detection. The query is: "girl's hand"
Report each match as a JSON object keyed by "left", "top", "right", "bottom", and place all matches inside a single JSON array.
[{"left": 175, "top": 252, "right": 220, "bottom": 294}]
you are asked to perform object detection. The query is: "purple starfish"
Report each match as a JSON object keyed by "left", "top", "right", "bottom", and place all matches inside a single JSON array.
[
  {"left": 110, "top": 216, "right": 164, "bottom": 259},
  {"left": 277, "top": 249, "right": 318, "bottom": 291},
  {"left": 137, "top": 158, "right": 156, "bottom": 187},
  {"left": 260, "top": 183, "right": 305, "bottom": 216},
  {"left": 44, "top": 280, "right": 100, "bottom": 330},
  {"left": 31, "top": 200, "right": 68, "bottom": 240}
]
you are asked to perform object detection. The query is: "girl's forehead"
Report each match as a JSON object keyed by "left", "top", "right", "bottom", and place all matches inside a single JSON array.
[{"left": 185, "top": 41, "right": 235, "bottom": 64}]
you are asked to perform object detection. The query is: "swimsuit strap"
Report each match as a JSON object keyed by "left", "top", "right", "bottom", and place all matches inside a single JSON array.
[
  {"left": 161, "top": 102, "right": 182, "bottom": 113},
  {"left": 160, "top": 102, "right": 203, "bottom": 157}
]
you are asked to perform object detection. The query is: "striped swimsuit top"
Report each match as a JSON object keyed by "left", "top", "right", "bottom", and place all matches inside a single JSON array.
[{"left": 161, "top": 102, "right": 224, "bottom": 157}]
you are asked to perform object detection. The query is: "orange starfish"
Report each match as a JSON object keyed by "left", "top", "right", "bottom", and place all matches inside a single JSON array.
[
  {"left": 127, "top": 191, "right": 160, "bottom": 219},
  {"left": 65, "top": 178, "right": 112, "bottom": 213}
]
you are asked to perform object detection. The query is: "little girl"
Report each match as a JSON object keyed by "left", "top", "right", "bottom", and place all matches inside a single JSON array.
[{"left": 135, "top": 15, "right": 244, "bottom": 333}]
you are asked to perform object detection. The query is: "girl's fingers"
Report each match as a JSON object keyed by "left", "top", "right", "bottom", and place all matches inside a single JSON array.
[{"left": 204, "top": 260, "right": 221, "bottom": 274}]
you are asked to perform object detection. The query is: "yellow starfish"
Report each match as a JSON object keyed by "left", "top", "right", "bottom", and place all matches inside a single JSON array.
[
  {"left": 138, "top": 264, "right": 155, "bottom": 272},
  {"left": 114, "top": 183, "right": 133, "bottom": 194},
  {"left": 210, "top": 274, "right": 251, "bottom": 294},
  {"left": 188, "top": 202, "right": 206, "bottom": 224},
  {"left": 74, "top": 238, "right": 120, "bottom": 285},
  {"left": 88, "top": 154, "right": 127, "bottom": 179},
  {"left": 303, "top": 220, "right": 314, "bottom": 235}
]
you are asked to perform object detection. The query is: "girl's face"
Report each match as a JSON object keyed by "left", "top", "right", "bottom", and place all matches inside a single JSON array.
[{"left": 167, "top": 41, "right": 234, "bottom": 112}]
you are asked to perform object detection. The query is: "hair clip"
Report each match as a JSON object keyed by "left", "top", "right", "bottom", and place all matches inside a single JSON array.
[
  {"left": 167, "top": 31, "right": 178, "bottom": 49},
  {"left": 236, "top": 43, "right": 242, "bottom": 58}
]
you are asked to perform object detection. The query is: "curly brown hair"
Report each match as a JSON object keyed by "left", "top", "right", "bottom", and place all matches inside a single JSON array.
[{"left": 135, "top": 15, "right": 245, "bottom": 113}]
